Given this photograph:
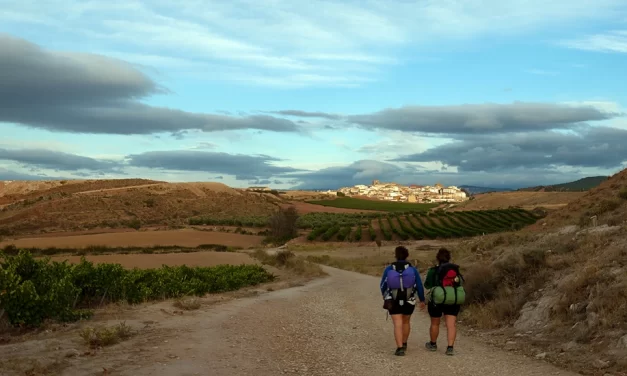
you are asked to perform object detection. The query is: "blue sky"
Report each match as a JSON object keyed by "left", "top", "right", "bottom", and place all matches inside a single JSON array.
[{"left": 1, "top": 0, "right": 626, "bottom": 189}]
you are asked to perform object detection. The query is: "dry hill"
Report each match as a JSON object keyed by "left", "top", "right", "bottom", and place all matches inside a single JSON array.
[
  {"left": 450, "top": 191, "right": 585, "bottom": 211},
  {"left": 456, "top": 168, "right": 627, "bottom": 375},
  {"left": 0, "top": 180, "right": 282, "bottom": 236}
]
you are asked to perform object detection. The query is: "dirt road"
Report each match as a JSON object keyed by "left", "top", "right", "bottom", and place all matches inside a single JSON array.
[{"left": 1, "top": 267, "right": 578, "bottom": 376}]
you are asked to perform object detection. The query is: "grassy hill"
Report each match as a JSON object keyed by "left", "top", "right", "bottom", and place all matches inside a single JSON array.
[
  {"left": 456, "top": 168, "right": 627, "bottom": 374},
  {"left": 518, "top": 176, "right": 608, "bottom": 192},
  {"left": 0, "top": 180, "right": 282, "bottom": 236}
]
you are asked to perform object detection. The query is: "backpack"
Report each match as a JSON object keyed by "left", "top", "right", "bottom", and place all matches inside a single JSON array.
[
  {"left": 385, "top": 261, "right": 416, "bottom": 304},
  {"left": 430, "top": 262, "right": 466, "bottom": 305}
]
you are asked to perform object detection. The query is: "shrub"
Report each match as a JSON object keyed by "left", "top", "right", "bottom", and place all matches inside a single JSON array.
[
  {"left": 462, "top": 264, "right": 499, "bottom": 304},
  {"left": 267, "top": 206, "right": 299, "bottom": 242},
  {"left": 593, "top": 199, "right": 621, "bottom": 216},
  {"left": 252, "top": 250, "right": 325, "bottom": 277},
  {"left": 336, "top": 226, "right": 352, "bottom": 241},
  {"left": 321, "top": 225, "right": 341, "bottom": 241},
  {"left": 353, "top": 226, "right": 362, "bottom": 241},
  {"left": 619, "top": 188, "right": 627, "bottom": 200},
  {"left": 80, "top": 322, "right": 133, "bottom": 348},
  {"left": 173, "top": 297, "right": 201, "bottom": 311}
]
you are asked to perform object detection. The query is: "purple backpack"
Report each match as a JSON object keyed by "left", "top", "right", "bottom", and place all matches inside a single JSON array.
[{"left": 386, "top": 262, "right": 416, "bottom": 300}]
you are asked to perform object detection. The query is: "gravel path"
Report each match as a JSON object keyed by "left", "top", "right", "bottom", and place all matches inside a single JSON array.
[{"left": 100, "top": 266, "right": 578, "bottom": 376}]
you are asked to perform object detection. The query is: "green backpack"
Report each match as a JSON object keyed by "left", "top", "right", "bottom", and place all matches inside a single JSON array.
[{"left": 430, "top": 263, "right": 466, "bottom": 305}]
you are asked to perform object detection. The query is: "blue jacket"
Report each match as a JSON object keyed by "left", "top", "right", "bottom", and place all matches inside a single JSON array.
[{"left": 380, "top": 263, "right": 425, "bottom": 302}]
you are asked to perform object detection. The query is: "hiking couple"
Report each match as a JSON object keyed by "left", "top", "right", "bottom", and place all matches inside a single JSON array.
[{"left": 380, "top": 246, "right": 464, "bottom": 356}]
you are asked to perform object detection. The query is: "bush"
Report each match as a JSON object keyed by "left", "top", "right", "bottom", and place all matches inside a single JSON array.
[
  {"left": 252, "top": 250, "right": 325, "bottom": 277},
  {"left": 80, "top": 322, "right": 133, "bottom": 348},
  {"left": 173, "top": 297, "right": 201, "bottom": 311},
  {"left": 267, "top": 206, "right": 299, "bottom": 242},
  {"left": 0, "top": 251, "right": 274, "bottom": 327},
  {"left": 462, "top": 264, "right": 500, "bottom": 304},
  {"left": 619, "top": 188, "right": 627, "bottom": 200}
]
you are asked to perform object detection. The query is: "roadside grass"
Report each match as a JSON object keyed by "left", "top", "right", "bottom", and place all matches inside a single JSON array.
[
  {"left": 79, "top": 321, "right": 134, "bottom": 348},
  {"left": 252, "top": 249, "right": 326, "bottom": 277},
  {"left": 307, "top": 197, "right": 437, "bottom": 212}
]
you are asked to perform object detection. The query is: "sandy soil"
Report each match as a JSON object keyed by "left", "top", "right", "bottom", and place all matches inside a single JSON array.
[
  {"left": 0, "top": 229, "right": 264, "bottom": 249},
  {"left": 45, "top": 251, "right": 259, "bottom": 269},
  {"left": 0, "top": 267, "right": 579, "bottom": 376}
]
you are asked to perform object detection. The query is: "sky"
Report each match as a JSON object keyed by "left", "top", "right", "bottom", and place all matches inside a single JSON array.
[{"left": 1, "top": 0, "right": 626, "bottom": 190}]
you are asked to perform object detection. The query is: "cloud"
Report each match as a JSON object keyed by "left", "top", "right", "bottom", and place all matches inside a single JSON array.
[
  {"left": 3, "top": 1, "right": 623, "bottom": 88},
  {"left": 0, "top": 168, "right": 65, "bottom": 181},
  {"left": 125, "top": 150, "right": 304, "bottom": 180},
  {"left": 0, "top": 148, "right": 121, "bottom": 172},
  {"left": 561, "top": 30, "right": 627, "bottom": 53},
  {"left": 267, "top": 110, "right": 342, "bottom": 120},
  {"left": 288, "top": 159, "right": 619, "bottom": 190},
  {"left": 272, "top": 102, "right": 618, "bottom": 135},
  {"left": 0, "top": 34, "right": 301, "bottom": 135},
  {"left": 289, "top": 160, "right": 419, "bottom": 189},
  {"left": 347, "top": 102, "right": 616, "bottom": 134},
  {"left": 392, "top": 126, "right": 627, "bottom": 172},
  {"left": 192, "top": 142, "right": 217, "bottom": 150}
]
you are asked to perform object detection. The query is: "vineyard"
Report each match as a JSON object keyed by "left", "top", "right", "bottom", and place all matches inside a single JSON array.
[
  {"left": 303, "top": 208, "right": 540, "bottom": 242},
  {"left": 307, "top": 197, "right": 437, "bottom": 212},
  {"left": 0, "top": 251, "right": 274, "bottom": 327}
]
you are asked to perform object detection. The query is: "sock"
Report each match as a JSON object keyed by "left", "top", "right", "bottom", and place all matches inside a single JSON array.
[
  {"left": 430, "top": 341, "right": 437, "bottom": 346},
  {"left": 402, "top": 342, "right": 407, "bottom": 347}
]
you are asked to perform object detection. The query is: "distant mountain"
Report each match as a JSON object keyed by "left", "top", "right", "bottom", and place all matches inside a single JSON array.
[
  {"left": 459, "top": 185, "right": 514, "bottom": 195},
  {"left": 518, "top": 176, "right": 609, "bottom": 192}
]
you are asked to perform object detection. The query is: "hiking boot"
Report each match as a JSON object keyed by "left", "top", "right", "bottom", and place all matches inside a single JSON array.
[
  {"left": 394, "top": 347, "right": 406, "bottom": 356},
  {"left": 446, "top": 346, "right": 455, "bottom": 356},
  {"left": 425, "top": 341, "right": 437, "bottom": 351}
]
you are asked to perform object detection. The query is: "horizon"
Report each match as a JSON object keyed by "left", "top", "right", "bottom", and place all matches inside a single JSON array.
[{"left": 1, "top": 1, "right": 626, "bottom": 190}]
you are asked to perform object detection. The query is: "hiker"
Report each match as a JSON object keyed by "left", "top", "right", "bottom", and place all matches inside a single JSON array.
[
  {"left": 424, "top": 248, "right": 464, "bottom": 356},
  {"left": 380, "top": 246, "right": 426, "bottom": 356}
]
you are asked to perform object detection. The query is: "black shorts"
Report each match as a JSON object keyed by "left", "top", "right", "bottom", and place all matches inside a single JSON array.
[
  {"left": 388, "top": 301, "right": 416, "bottom": 316},
  {"left": 428, "top": 302, "right": 460, "bottom": 318}
]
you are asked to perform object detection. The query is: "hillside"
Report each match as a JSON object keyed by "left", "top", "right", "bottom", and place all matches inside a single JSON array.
[
  {"left": 537, "top": 170, "right": 626, "bottom": 229},
  {"left": 455, "top": 168, "right": 627, "bottom": 374},
  {"left": 0, "top": 180, "right": 282, "bottom": 236},
  {"left": 519, "top": 176, "right": 608, "bottom": 192},
  {"left": 459, "top": 185, "right": 513, "bottom": 195},
  {"left": 450, "top": 191, "right": 585, "bottom": 211}
]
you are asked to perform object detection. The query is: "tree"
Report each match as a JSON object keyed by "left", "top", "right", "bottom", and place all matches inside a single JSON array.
[
  {"left": 268, "top": 206, "right": 299, "bottom": 242},
  {"left": 337, "top": 191, "right": 346, "bottom": 197}
]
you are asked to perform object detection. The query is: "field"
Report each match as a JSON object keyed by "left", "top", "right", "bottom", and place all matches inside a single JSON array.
[
  {"left": 308, "top": 197, "right": 437, "bottom": 211},
  {"left": 450, "top": 191, "right": 585, "bottom": 211},
  {"left": 300, "top": 208, "right": 540, "bottom": 242},
  {"left": 0, "top": 229, "right": 264, "bottom": 249},
  {"left": 46, "top": 251, "right": 258, "bottom": 269}
]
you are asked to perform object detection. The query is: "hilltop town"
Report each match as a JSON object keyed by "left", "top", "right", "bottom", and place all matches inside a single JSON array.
[{"left": 336, "top": 180, "right": 469, "bottom": 203}]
